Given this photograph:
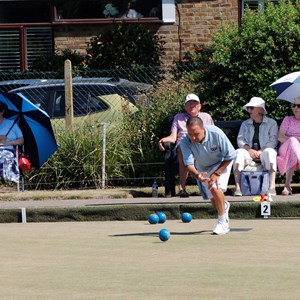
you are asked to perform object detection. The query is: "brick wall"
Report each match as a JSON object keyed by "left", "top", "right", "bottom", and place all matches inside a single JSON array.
[{"left": 54, "top": 0, "right": 239, "bottom": 65}]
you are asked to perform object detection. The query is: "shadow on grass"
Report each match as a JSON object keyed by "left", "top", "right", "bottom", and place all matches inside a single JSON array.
[
  {"left": 110, "top": 230, "right": 211, "bottom": 237},
  {"left": 110, "top": 228, "right": 253, "bottom": 237}
]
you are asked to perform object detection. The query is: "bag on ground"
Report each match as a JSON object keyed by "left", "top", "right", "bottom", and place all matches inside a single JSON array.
[
  {"left": 240, "top": 171, "right": 269, "bottom": 196},
  {"left": 18, "top": 150, "right": 31, "bottom": 172}
]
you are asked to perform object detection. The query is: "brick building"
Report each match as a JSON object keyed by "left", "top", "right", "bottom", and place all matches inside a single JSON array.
[{"left": 0, "top": 0, "right": 249, "bottom": 70}]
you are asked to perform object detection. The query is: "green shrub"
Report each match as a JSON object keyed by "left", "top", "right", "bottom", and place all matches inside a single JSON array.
[
  {"left": 86, "top": 22, "right": 164, "bottom": 70},
  {"left": 26, "top": 117, "right": 141, "bottom": 189},
  {"left": 31, "top": 48, "right": 87, "bottom": 75},
  {"left": 174, "top": 0, "right": 300, "bottom": 122}
]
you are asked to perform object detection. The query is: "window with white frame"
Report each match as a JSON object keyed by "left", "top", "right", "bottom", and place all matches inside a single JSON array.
[{"left": 55, "top": 0, "right": 175, "bottom": 23}]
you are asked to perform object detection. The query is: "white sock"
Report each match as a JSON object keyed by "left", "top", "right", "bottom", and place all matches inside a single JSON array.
[{"left": 218, "top": 214, "right": 226, "bottom": 224}]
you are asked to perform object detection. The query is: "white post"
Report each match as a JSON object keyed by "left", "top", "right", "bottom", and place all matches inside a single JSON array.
[
  {"left": 21, "top": 207, "right": 27, "bottom": 223},
  {"left": 101, "top": 123, "right": 107, "bottom": 189}
]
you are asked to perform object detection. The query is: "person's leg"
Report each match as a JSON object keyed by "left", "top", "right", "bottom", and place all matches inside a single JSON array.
[
  {"left": 164, "top": 146, "right": 177, "bottom": 197},
  {"left": 268, "top": 165, "right": 276, "bottom": 189},
  {"left": 282, "top": 166, "right": 296, "bottom": 195},
  {"left": 210, "top": 188, "right": 225, "bottom": 215},
  {"left": 210, "top": 189, "right": 230, "bottom": 235},
  {"left": 177, "top": 147, "right": 189, "bottom": 197},
  {"left": 233, "top": 166, "right": 242, "bottom": 195},
  {"left": 206, "top": 162, "right": 232, "bottom": 235},
  {"left": 233, "top": 149, "right": 250, "bottom": 196},
  {"left": 260, "top": 148, "right": 277, "bottom": 193}
]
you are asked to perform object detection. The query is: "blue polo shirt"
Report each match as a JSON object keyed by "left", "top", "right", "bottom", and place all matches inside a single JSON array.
[{"left": 180, "top": 125, "right": 236, "bottom": 172}]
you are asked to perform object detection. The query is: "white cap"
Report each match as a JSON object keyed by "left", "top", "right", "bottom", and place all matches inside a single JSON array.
[
  {"left": 243, "top": 97, "right": 267, "bottom": 114},
  {"left": 185, "top": 93, "right": 200, "bottom": 104}
]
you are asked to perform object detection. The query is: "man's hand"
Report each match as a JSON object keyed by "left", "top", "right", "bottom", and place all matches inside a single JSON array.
[
  {"left": 158, "top": 139, "right": 166, "bottom": 151},
  {"left": 208, "top": 173, "right": 219, "bottom": 190},
  {"left": 0, "top": 135, "right": 6, "bottom": 145},
  {"left": 196, "top": 172, "right": 209, "bottom": 183},
  {"left": 248, "top": 148, "right": 261, "bottom": 160}
]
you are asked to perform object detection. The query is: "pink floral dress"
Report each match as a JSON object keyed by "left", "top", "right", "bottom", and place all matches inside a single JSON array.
[{"left": 277, "top": 116, "right": 300, "bottom": 175}]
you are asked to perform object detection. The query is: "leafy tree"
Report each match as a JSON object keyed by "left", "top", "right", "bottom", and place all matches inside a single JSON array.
[
  {"left": 175, "top": 0, "right": 300, "bottom": 121},
  {"left": 86, "top": 22, "right": 164, "bottom": 70}
]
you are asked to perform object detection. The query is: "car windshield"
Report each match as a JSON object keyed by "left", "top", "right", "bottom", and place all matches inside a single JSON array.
[{"left": 53, "top": 90, "right": 109, "bottom": 118}]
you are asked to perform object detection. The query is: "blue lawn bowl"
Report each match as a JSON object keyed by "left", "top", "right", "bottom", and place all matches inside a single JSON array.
[
  {"left": 159, "top": 228, "right": 170, "bottom": 242},
  {"left": 181, "top": 212, "right": 193, "bottom": 223},
  {"left": 148, "top": 213, "right": 159, "bottom": 224},
  {"left": 156, "top": 211, "right": 167, "bottom": 223}
]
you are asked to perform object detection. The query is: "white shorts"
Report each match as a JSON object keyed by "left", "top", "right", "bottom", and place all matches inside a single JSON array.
[{"left": 200, "top": 161, "right": 233, "bottom": 200}]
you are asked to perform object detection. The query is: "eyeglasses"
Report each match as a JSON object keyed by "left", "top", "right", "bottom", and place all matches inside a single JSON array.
[
  {"left": 292, "top": 104, "right": 300, "bottom": 108},
  {"left": 247, "top": 106, "right": 255, "bottom": 110}
]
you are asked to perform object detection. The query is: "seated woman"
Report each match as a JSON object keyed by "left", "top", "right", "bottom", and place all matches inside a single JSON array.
[
  {"left": 158, "top": 93, "right": 214, "bottom": 197},
  {"left": 233, "top": 97, "right": 278, "bottom": 196},
  {"left": 277, "top": 96, "right": 300, "bottom": 195},
  {"left": 0, "top": 101, "right": 24, "bottom": 182}
]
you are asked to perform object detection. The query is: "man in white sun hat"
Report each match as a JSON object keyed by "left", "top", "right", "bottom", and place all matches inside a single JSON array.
[
  {"left": 159, "top": 93, "right": 214, "bottom": 197},
  {"left": 232, "top": 97, "right": 278, "bottom": 196}
]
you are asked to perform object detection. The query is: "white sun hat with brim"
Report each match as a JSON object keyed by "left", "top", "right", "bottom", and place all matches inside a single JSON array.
[
  {"left": 243, "top": 97, "right": 267, "bottom": 114},
  {"left": 185, "top": 93, "right": 200, "bottom": 104}
]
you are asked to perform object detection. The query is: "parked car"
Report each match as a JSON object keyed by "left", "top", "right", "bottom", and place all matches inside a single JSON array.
[
  {"left": 1, "top": 77, "right": 152, "bottom": 102},
  {"left": 6, "top": 78, "right": 152, "bottom": 127}
]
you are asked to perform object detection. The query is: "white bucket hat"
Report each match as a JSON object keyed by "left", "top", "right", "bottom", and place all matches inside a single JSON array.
[
  {"left": 243, "top": 97, "right": 267, "bottom": 114},
  {"left": 185, "top": 93, "right": 200, "bottom": 104}
]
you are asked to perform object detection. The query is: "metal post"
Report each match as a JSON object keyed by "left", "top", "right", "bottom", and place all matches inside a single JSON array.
[{"left": 101, "top": 123, "right": 107, "bottom": 189}]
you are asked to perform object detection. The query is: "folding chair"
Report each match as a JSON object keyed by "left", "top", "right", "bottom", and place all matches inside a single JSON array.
[{"left": 0, "top": 145, "right": 28, "bottom": 192}]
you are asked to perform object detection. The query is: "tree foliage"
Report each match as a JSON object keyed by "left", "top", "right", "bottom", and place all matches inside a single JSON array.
[
  {"left": 86, "top": 22, "right": 164, "bottom": 70},
  {"left": 175, "top": 0, "right": 300, "bottom": 121}
]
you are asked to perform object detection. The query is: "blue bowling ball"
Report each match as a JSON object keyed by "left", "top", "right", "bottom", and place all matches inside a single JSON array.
[
  {"left": 148, "top": 213, "right": 159, "bottom": 224},
  {"left": 157, "top": 211, "right": 167, "bottom": 223},
  {"left": 159, "top": 228, "right": 170, "bottom": 241},
  {"left": 181, "top": 212, "right": 192, "bottom": 223}
]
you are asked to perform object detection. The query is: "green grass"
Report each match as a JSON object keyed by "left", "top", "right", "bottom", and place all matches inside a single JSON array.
[{"left": 1, "top": 220, "right": 300, "bottom": 299}]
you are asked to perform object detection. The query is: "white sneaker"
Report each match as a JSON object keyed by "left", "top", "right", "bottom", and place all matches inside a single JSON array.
[
  {"left": 234, "top": 188, "right": 242, "bottom": 196},
  {"left": 224, "top": 200, "right": 230, "bottom": 225},
  {"left": 213, "top": 222, "right": 230, "bottom": 235}
]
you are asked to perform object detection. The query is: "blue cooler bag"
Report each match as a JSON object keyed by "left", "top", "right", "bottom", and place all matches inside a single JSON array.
[{"left": 240, "top": 171, "right": 269, "bottom": 196}]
